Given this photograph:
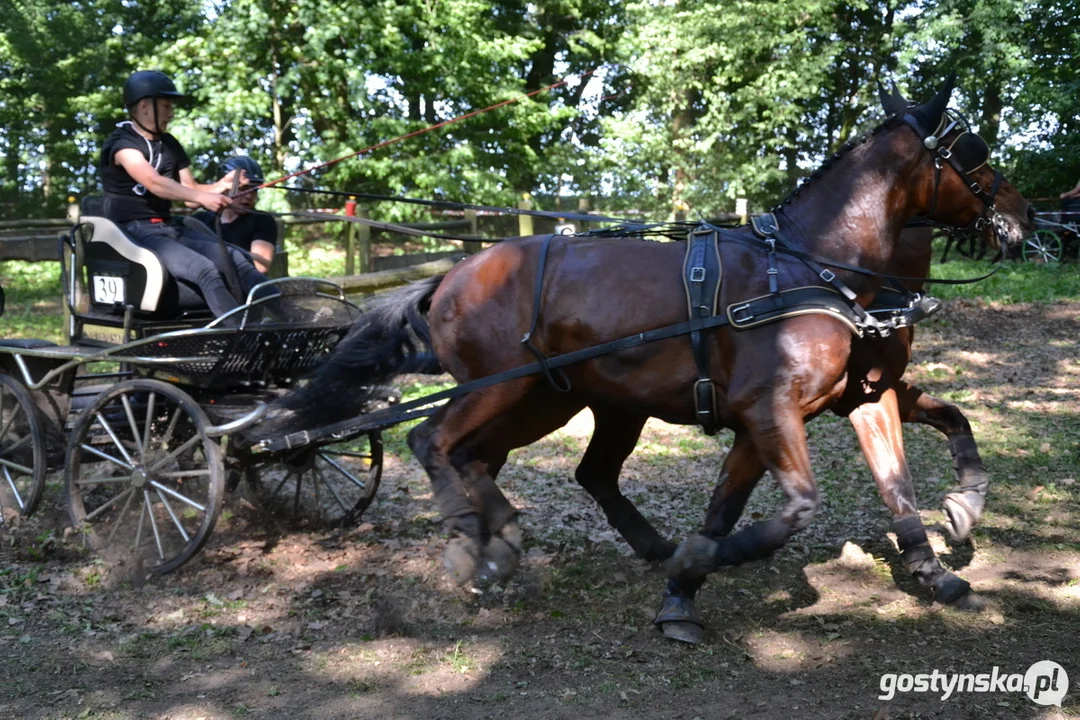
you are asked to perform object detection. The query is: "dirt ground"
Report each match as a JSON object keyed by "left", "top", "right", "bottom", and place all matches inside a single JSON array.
[{"left": 1, "top": 298, "right": 1079, "bottom": 720}]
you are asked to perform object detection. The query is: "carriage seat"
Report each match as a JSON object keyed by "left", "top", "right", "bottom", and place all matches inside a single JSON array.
[{"left": 77, "top": 197, "right": 212, "bottom": 318}]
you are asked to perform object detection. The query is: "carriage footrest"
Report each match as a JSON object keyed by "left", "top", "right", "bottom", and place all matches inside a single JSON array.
[{"left": 0, "top": 339, "right": 58, "bottom": 349}]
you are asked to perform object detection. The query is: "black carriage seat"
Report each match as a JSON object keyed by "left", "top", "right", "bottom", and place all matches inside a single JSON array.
[{"left": 77, "top": 197, "right": 213, "bottom": 319}]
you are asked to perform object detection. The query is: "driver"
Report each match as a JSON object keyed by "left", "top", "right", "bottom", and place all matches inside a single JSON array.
[{"left": 98, "top": 70, "right": 269, "bottom": 317}]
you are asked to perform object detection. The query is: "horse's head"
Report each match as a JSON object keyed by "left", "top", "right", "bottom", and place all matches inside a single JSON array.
[{"left": 879, "top": 76, "right": 1035, "bottom": 251}]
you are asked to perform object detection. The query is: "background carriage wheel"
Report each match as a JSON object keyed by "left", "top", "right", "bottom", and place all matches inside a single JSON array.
[
  {"left": 246, "top": 431, "right": 383, "bottom": 527},
  {"left": 0, "top": 373, "right": 47, "bottom": 521},
  {"left": 1022, "top": 229, "right": 1063, "bottom": 263},
  {"left": 65, "top": 379, "right": 224, "bottom": 574}
]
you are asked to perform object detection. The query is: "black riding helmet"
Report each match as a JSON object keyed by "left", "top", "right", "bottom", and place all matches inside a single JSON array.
[
  {"left": 123, "top": 70, "right": 184, "bottom": 107},
  {"left": 220, "top": 156, "right": 265, "bottom": 187}
]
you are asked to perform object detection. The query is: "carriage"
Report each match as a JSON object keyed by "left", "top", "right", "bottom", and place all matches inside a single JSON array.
[
  {"left": 1027, "top": 198, "right": 1080, "bottom": 263},
  {"left": 0, "top": 201, "right": 389, "bottom": 574}
]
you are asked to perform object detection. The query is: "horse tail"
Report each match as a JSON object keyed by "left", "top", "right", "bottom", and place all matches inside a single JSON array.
[{"left": 262, "top": 275, "right": 444, "bottom": 433}]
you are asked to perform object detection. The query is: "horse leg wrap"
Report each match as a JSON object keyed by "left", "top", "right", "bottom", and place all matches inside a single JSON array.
[
  {"left": 892, "top": 514, "right": 976, "bottom": 606},
  {"left": 714, "top": 517, "right": 790, "bottom": 566},
  {"left": 654, "top": 586, "right": 704, "bottom": 644},
  {"left": 892, "top": 514, "right": 942, "bottom": 585},
  {"left": 943, "top": 434, "right": 988, "bottom": 540},
  {"left": 430, "top": 467, "right": 479, "bottom": 525},
  {"left": 666, "top": 518, "right": 788, "bottom": 580}
]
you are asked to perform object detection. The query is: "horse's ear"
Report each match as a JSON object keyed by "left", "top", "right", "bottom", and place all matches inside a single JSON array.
[
  {"left": 877, "top": 79, "right": 908, "bottom": 115},
  {"left": 912, "top": 72, "right": 956, "bottom": 130}
]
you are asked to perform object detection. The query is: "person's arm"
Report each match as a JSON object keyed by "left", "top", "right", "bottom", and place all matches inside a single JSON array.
[
  {"left": 1061, "top": 181, "right": 1080, "bottom": 200},
  {"left": 247, "top": 215, "right": 277, "bottom": 273},
  {"left": 178, "top": 166, "right": 247, "bottom": 195},
  {"left": 249, "top": 239, "right": 275, "bottom": 274},
  {"left": 115, "top": 148, "right": 232, "bottom": 212}
]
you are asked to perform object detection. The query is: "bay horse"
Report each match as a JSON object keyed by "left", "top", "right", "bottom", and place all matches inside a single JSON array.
[{"left": 261, "top": 77, "right": 1033, "bottom": 626}]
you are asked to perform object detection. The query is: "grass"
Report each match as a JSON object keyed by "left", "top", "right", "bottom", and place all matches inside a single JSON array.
[{"left": 929, "top": 255, "right": 1080, "bottom": 303}]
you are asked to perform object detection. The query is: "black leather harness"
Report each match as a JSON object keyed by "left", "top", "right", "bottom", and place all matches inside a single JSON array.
[{"left": 256, "top": 223, "right": 947, "bottom": 451}]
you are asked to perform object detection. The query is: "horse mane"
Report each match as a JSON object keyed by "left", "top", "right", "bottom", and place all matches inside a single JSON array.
[{"left": 771, "top": 113, "right": 902, "bottom": 213}]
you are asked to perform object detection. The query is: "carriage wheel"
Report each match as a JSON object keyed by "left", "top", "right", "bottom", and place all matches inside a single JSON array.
[
  {"left": 0, "top": 373, "right": 47, "bottom": 521},
  {"left": 65, "top": 379, "right": 224, "bottom": 574},
  {"left": 1022, "top": 230, "right": 1063, "bottom": 263},
  {"left": 247, "top": 431, "right": 383, "bottom": 527}
]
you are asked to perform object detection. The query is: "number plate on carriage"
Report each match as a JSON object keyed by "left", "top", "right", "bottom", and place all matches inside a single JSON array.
[{"left": 92, "top": 275, "right": 125, "bottom": 304}]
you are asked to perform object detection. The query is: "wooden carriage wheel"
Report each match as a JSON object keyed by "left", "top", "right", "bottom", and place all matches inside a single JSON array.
[{"left": 65, "top": 379, "right": 224, "bottom": 574}]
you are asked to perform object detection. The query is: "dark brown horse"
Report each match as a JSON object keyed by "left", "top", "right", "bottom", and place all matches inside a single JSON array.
[{"left": 263, "top": 78, "right": 1033, "bottom": 628}]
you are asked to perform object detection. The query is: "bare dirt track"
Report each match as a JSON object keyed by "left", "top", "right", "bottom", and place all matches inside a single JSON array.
[{"left": 2, "top": 298, "right": 1079, "bottom": 720}]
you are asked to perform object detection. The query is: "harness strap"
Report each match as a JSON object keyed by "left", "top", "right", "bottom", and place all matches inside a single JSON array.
[
  {"left": 521, "top": 234, "right": 572, "bottom": 392},
  {"left": 705, "top": 221, "right": 1000, "bottom": 286},
  {"left": 256, "top": 310, "right": 740, "bottom": 453},
  {"left": 683, "top": 227, "right": 723, "bottom": 435}
]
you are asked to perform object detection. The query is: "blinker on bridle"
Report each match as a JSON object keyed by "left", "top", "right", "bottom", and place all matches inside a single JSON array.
[{"left": 902, "top": 108, "right": 1003, "bottom": 237}]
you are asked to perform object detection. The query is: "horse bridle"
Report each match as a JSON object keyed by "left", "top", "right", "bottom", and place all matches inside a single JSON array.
[{"left": 901, "top": 108, "right": 1006, "bottom": 242}]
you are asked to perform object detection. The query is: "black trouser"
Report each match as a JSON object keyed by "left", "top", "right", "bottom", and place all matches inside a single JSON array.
[{"left": 123, "top": 219, "right": 270, "bottom": 317}]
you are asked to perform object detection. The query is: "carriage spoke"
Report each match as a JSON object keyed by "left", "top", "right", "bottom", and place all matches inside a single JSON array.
[
  {"left": 159, "top": 405, "right": 183, "bottom": 450},
  {"left": 3, "top": 466, "right": 25, "bottom": 509},
  {"left": 95, "top": 413, "right": 135, "bottom": 467},
  {"left": 0, "top": 400, "right": 21, "bottom": 443},
  {"left": 148, "top": 480, "right": 206, "bottom": 512},
  {"left": 105, "top": 487, "right": 138, "bottom": 544},
  {"left": 158, "top": 469, "right": 212, "bottom": 479},
  {"left": 142, "top": 393, "right": 156, "bottom": 454},
  {"left": 0, "top": 456, "right": 34, "bottom": 476},
  {"left": 134, "top": 494, "right": 147, "bottom": 550},
  {"left": 75, "top": 475, "right": 129, "bottom": 486},
  {"left": 319, "top": 453, "right": 367, "bottom": 490},
  {"left": 121, "top": 394, "right": 145, "bottom": 459},
  {"left": 269, "top": 471, "right": 293, "bottom": 500},
  {"left": 1, "top": 434, "right": 31, "bottom": 456},
  {"left": 321, "top": 449, "right": 372, "bottom": 461},
  {"left": 315, "top": 464, "right": 350, "bottom": 514},
  {"left": 311, "top": 468, "right": 323, "bottom": 520},
  {"left": 293, "top": 471, "right": 303, "bottom": 514},
  {"left": 84, "top": 486, "right": 134, "bottom": 522},
  {"left": 146, "top": 435, "right": 201, "bottom": 474},
  {"left": 79, "top": 443, "right": 134, "bottom": 470},
  {"left": 155, "top": 488, "right": 190, "bottom": 543},
  {"left": 144, "top": 489, "right": 166, "bottom": 561}
]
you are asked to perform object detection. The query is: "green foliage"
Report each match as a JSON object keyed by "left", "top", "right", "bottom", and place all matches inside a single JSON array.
[{"left": 1, "top": 0, "right": 1078, "bottom": 221}]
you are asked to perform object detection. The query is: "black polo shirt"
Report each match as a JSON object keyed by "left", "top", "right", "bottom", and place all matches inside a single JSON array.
[
  {"left": 99, "top": 122, "right": 190, "bottom": 223},
  {"left": 192, "top": 210, "right": 277, "bottom": 253}
]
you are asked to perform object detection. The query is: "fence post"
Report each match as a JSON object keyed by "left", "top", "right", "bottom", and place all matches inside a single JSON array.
[
  {"left": 344, "top": 197, "right": 357, "bottom": 276},
  {"left": 736, "top": 198, "right": 748, "bottom": 225},
  {"left": 463, "top": 208, "right": 481, "bottom": 254},
  {"left": 578, "top": 197, "right": 591, "bottom": 234},
  {"left": 357, "top": 207, "right": 371, "bottom": 274},
  {"left": 518, "top": 193, "right": 534, "bottom": 236}
]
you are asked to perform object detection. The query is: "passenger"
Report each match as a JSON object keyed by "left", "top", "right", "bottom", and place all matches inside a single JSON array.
[
  {"left": 98, "top": 70, "right": 269, "bottom": 317},
  {"left": 193, "top": 156, "right": 277, "bottom": 274}
]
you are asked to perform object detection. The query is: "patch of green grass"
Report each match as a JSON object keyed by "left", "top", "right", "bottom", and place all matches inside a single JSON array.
[
  {"left": 930, "top": 257, "right": 1080, "bottom": 303},
  {"left": 0, "top": 260, "right": 65, "bottom": 342},
  {"left": 444, "top": 640, "right": 477, "bottom": 674}
]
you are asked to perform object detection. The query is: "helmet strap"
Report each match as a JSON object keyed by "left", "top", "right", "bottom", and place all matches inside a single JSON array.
[{"left": 131, "top": 99, "right": 161, "bottom": 137}]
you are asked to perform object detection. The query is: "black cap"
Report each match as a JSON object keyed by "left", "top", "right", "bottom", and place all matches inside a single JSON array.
[
  {"left": 220, "top": 156, "right": 265, "bottom": 185},
  {"left": 123, "top": 70, "right": 184, "bottom": 107}
]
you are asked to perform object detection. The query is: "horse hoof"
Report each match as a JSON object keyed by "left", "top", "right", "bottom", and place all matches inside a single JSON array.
[
  {"left": 479, "top": 536, "right": 520, "bottom": 583},
  {"left": 444, "top": 538, "right": 480, "bottom": 586},
  {"left": 665, "top": 535, "right": 719, "bottom": 580},
  {"left": 660, "top": 620, "right": 704, "bottom": 645},
  {"left": 498, "top": 520, "right": 524, "bottom": 554},
  {"left": 943, "top": 493, "right": 979, "bottom": 541},
  {"left": 949, "top": 590, "right": 986, "bottom": 612}
]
